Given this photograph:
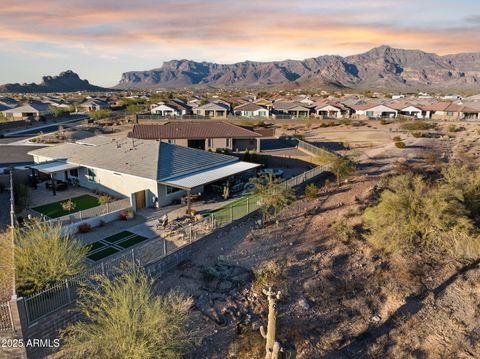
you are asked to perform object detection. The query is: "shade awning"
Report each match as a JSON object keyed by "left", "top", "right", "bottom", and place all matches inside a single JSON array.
[
  {"left": 29, "top": 161, "right": 80, "bottom": 174},
  {"left": 159, "top": 161, "right": 260, "bottom": 190}
]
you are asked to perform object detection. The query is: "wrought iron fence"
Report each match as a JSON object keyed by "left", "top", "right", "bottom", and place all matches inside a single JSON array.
[
  {"left": 0, "top": 302, "right": 14, "bottom": 332},
  {"left": 23, "top": 144, "right": 333, "bottom": 325}
]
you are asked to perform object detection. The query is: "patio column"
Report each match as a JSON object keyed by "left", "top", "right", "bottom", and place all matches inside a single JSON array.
[
  {"left": 186, "top": 189, "right": 192, "bottom": 214},
  {"left": 50, "top": 174, "right": 56, "bottom": 196}
]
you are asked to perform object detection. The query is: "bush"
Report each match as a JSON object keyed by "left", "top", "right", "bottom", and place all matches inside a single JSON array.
[
  {"left": 253, "top": 260, "right": 281, "bottom": 290},
  {"left": 62, "top": 266, "right": 193, "bottom": 359},
  {"left": 447, "top": 125, "right": 458, "bottom": 133},
  {"left": 395, "top": 141, "right": 406, "bottom": 149},
  {"left": 411, "top": 131, "right": 423, "bottom": 138},
  {"left": 392, "top": 136, "right": 402, "bottom": 142},
  {"left": 363, "top": 170, "right": 480, "bottom": 258},
  {"left": 304, "top": 183, "right": 319, "bottom": 198},
  {"left": 331, "top": 220, "right": 356, "bottom": 243},
  {"left": 119, "top": 209, "right": 134, "bottom": 220},
  {"left": 15, "top": 221, "right": 88, "bottom": 296},
  {"left": 78, "top": 223, "right": 92, "bottom": 233},
  {"left": 400, "top": 121, "right": 433, "bottom": 131}
]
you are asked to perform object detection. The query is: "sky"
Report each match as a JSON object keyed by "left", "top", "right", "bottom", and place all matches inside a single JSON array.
[{"left": 1, "top": 0, "right": 480, "bottom": 87}]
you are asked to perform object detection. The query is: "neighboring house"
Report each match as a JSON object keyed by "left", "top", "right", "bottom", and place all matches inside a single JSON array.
[
  {"left": 194, "top": 102, "right": 230, "bottom": 118},
  {"left": 78, "top": 98, "right": 110, "bottom": 112},
  {"left": 314, "top": 101, "right": 351, "bottom": 119},
  {"left": 233, "top": 103, "right": 270, "bottom": 118},
  {"left": 273, "top": 102, "right": 312, "bottom": 118},
  {"left": 28, "top": 138, "right": 260, "bottom": 209},
  {"left": 0, "top": 97, "right": 19, "bottom": 109},
  {"left": 129, "top": 121, "right": 261, "bottom": 152},
  {"left": 423, "top": 102, "right": 480, "bottom": 120},
  {"left": 1, "top": 103, "right": 49, "bottom": 120},
  {"left": 254, "top": 98, "right": 274, "bottom": 111},
  {"left": 352, "top": 103, "right": 398, "bottom": 119},
  {"left": 151, "top": 100, "right": 192, "bottom": 116}
]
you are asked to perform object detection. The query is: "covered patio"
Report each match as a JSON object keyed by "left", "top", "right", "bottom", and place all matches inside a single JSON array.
[
  {"left": 28, "top": 160, "right": 81, "bottom": 196},
  {"left": 160, "top": 161, "right": 261, "bottom": 212}
]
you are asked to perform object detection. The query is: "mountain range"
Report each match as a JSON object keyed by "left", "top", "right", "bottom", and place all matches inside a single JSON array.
[
  {"left": 115, "top": 45, "right": 480, "bottom": 91},
  {"left": 0, "top": 70, "right": 108, "bottom": 93}
]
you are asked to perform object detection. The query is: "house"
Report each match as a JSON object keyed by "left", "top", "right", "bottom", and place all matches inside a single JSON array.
[
  {"left": 351, "top": 103, "right": 398, "bottom": 119},
  {"left": 233, "top": 103, "right": 270, "bottom": 118},
  {"left": 78, "top": 98, "right": 110, "bottom": 112},
  {"left": 1, "top": 103, "right": 49, "bottom": 120},
  {"left": 390, "top": 102, "right": 428, "bottom": 119},
  {"left": 28, "top": 138, "right": 260, "bottom": 209},
  {"left": 314, "top": 101, "right": 351, "bottom": 119},
  {"left": 150, "top": 100, "right": 192, "bottom": 116},
  {"left": 254, "top": 98, "right": 274, "bottom": 111},
  {"left": 129, "top": 121, "right": 261, "bottom": 152},
  {"left": 423, "top": 102, "right": 480, "bottom": 120},
  {"left": 193, "top": 102, "right": 230, "bottom": 118},
  {"left": 273, "top": 102, "right": 312, "bottom": 118},
  {"left": 0, "top": 97, "right": 19, "bottom": 109}
]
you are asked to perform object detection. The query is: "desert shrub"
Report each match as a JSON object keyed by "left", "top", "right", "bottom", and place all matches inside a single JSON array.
[
  {"left": 380, "top": 119, "right": 389, "bottom": 125},
  {"left": 293, "top": 133, "right": 305, "bottom": 141},
  {"left": 340, "top": 119, "right": 352, "bottom": 126},
  {"left": 255, "top": 120, "right": 266, "bottom": 127},
  {"left": 363, "top": 170, "right": 480, "bottom": 258},
  {"left": 253, "top": 260, "right": 281, "bottom": 290},
  {"left": 395, "top": 141, "right": 406, "bottom": 149},
  {"left": 250, "top": 176, "right": 296, "bottom": 221},
  {"left": 411, "top": 132, "right": 423, "bottom": 138},
  {"left": 201, "top": 266, "right": 220, "bottom": 282},
  {"left": 331, "top": 220, "right": 356, "bottom": 243},
  {"left": 62, "top": 199, "right": 76, "bottom": 213},
  {"left": 0, "top": 232, "right": 13, "bottom": 300},
  {"left": 392, "top": 136, "right": 402, "bottom": 142},
  {"left": 447, "top": 124, "right": 458, "bottom": 133},
  {"left": 304, "top": 183, "right": 319, "bottom": 199},
  {"left": 62, "top": 266, "right": 193, "bottom": 359},
  {"left": 98, "top": 194, "right": 111, "bottom": 206},
  {"left": 15, "top": 221, "right": 88, "bottom": 296},
  {"left": 400, "top": 121, "right": 433, "bottom": 131}
]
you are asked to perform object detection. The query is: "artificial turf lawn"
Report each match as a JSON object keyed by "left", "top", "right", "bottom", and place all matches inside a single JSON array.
[
  {"left": 117, "top": 235, "right": 148, "bottom": 249},
  {"left": 86, "top": 241, "right": 106, "bottom": 253},
  {"left": 87, "top": 247, "right": 119, "bottom": 261},
  {"left": 32, "top": 194, "right": 99, "bottom": 218},
  {"left": 103, "top": 231, "right": 134, "bottom": 243}
]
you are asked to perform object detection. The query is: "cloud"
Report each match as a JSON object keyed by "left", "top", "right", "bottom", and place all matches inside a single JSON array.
[{"left": 1, "top": 0, "right": 479, "bottom": 85}]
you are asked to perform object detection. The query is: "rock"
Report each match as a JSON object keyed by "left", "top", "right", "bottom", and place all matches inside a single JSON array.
[
  {"left": 372, "top": 314, "right": 382, "bottom": 323},
  {"left": 298, "top": 297, "right": 311, "bottom": 310}
]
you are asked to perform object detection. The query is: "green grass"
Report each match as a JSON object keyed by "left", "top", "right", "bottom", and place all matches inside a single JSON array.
[
  {"left": 32, "top": 194, "right": 99, "bottom": 218},
  {"left": 86, "top": 241, "right": 106, "bottom": 253},
  {"left": 87, "top": 247, "right": 119, "bottom": 262},
  {"left": 103, "top": 231, "right": 134, "bottom": 243},
  {"left": 117, "top": 235, "right": 148, "bottom": 249}
]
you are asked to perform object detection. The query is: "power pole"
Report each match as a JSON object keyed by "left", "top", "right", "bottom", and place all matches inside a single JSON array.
[{"left": 9, "top": 168, "right": 16, "bottom": 299}]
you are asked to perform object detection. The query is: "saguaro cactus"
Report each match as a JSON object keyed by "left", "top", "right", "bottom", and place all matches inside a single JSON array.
[{"left": 260, "top": 287, "right": 282, "bottom": 359}]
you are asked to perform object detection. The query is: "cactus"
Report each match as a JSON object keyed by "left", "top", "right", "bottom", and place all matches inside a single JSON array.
[{"left": 260, "top": 287, "right": 282, "bottom": 359}]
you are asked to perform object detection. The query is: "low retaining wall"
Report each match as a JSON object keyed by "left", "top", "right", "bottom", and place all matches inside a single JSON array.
[{"left": 60, "top": 208, "right": 130, "bottom": 236}]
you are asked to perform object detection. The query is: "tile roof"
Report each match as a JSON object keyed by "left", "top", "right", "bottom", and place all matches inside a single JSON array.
[
  {"left": 28, "top": 138, "right": 238, "bottom": 181},
  {"left": 129, "top": 121, "right": 261, "bottom": 140},
  {"left": 234, "top": 102, "right": 267, "bottom": 111}
]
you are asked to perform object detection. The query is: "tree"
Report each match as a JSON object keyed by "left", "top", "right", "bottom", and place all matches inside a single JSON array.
[
  {"left": 62, "top": 266, "right": 193, "bottom": 359},
  {"left": 89, "top": 109, "right": 112, "bottom": 122},
  {"left": 363, "top": 171, "right": 480, "bottom": 258},
  {"left": 126, "top": 104, "right": 141, "bottom": 115},
  {"left": 61, "top": 198, "right": 76, "bottom": 213},
  {"left": 251, "top": 175, "right": 296, "bottom": 221},
  {"left": 15, "top": 221, "right": 88, "bottom": 296},
  {"left": 330, "top": 156, "right": 355, "bottom": 186},
  {"left": 48, "top": 105, "right": 69, "bottom": 118}
]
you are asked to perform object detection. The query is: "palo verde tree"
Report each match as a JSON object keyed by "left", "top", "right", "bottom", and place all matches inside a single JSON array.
[
  {"left": 15, "top": 220, "right": 88, "bottom": 296},
  {"left": 363, "top": 168, "right": 480, "bottom": 258},
  {"left": 89, "top": 109, "right": 112, "bottom": 122},
  {"left": 62, "top": 266, "right": 193, "bottom": 359},
  {"left": 251, "top": 174, "right": 296, "bottom": 222},
  {"left": 330, "top": 156, "right": 356, "bottom": 186}
]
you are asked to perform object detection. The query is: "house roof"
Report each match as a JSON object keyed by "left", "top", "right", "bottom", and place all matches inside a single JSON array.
[
  {"left": 422, "top": 101, "right": 479, "bottom": 113},
  {"left": 2, "top": 103, "right": 49, "bottom": 114},
  {"left": 129, "top": 121, "right": 262, "bottom": 140},
  {"left": 28, "top": 138, "right": 240, "bottom": 182},
  {"left": 234, "top": 102, "right": 267, "bottom": 112},
  {"left": 196, "top": 102, "right": 230, "bottom": 111},
  {"left": 273, "top": 102, "right": 312, "bottom": 111}
]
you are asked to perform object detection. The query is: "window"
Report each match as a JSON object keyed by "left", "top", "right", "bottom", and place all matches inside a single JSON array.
[
  {"left": 87, "top": 168, "right": 96, "bottom": 182},
  {"left": 166, "top": 186, "right": 181, "bottom": 195},
  {"left": 69, "top": 168, "right": 78, "bottom": 177},
  {"left": 207, "top": 138, "right": 213, "bottom": 148},
  {"left": 226, "top": 138, "right": 231, "bottom": 147},
  {"left": 167, "top": 139, "right": 175, "bottom": 144}
]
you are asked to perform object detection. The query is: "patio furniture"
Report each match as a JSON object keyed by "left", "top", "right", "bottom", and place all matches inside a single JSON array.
[{"left": 45, "top": 180, "right": 68, "bottom": 191}]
